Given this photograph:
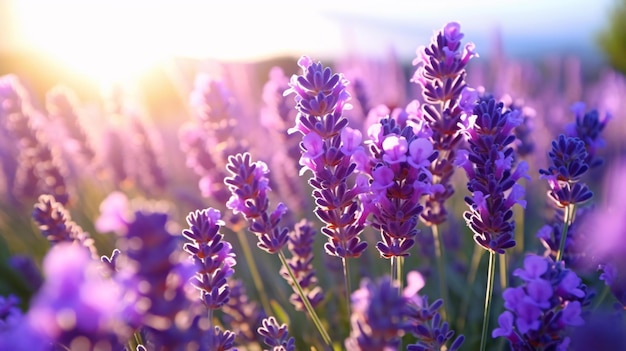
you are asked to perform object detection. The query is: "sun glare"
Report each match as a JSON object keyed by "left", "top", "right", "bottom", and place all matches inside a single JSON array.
[{"left": 9, "top": 1, "right": 347, "bottom": 89}]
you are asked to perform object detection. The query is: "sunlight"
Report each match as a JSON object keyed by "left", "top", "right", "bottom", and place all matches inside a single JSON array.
[{"left": 9, "top": 1, "right": 345, "bottom": 88}]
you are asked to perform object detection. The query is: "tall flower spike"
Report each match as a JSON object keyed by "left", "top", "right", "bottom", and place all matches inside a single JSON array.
[
  {"left": 32, "top": 194, "right": 97, "bottom": 258},
  {"left": 224, "top": 152, "right": 289, "bottom": 254},
  {"left": 492, "top": 254, "right": 594, "bottom": 350},
  {"left": 280, "top": 219, "right": 324, "bottom": 310},
  {"left": 257, "top": 316, "right": 296, "bottom": 351},
  {"left": 539, "top": 135, "right": 593, "bottom": 209},
  {"left": 1, "top": 243, "right": 125, "bottom": 351},
  {"left": 0, "top": 74, "right": 70, "bottom": 205},
  {"left": 221, "top": 279, "right": 266, "bottom": 344},
  {"left": 565, "top": 102, "right": 610, "bottom": 168},
  {"left": 286, "top": 56, "right": 367, "bottom": 258},
  {"left": 182, "top": 208, "right": 236, "bottom": 310},
  {"left": 458, "top": 94, "right": 529, "bottom": 253},
  {"left": 345, "top": 276, "right": 409, "bottom": 350},
  {"left": 181, "top": 74, "right": 248, "bottom": 206},
  {"left": 411, "top": 22, "right": 478, "bottom": 225},
  {"left": 45, "top": 85, "right": 96, "bottom": 167},
  {"left": 363, "top": 115, "right": 437, "bottom": 258},
  {"left": 97, "top": 192, "right": 201, "bottom": 349}
]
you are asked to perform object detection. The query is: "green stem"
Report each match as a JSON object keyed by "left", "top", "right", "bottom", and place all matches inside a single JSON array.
[
  {"left": 457, "top": 244, "right": 484, "bottom": 331},
  {"left": 499, "top": 253, "right": 508, "bottom": 291},
  {"left": 480, "top": 251, "right": 497, "bottom": 351},
  {"left": 432, "top": 224, "right": 449, "bottom": 321},
  {"left": 236, "top": 230, "right": 273, "bottom": 315},
  {"left": 343, "top": 256, "right": 352, "bottom": 319},
  {"left": 556, "top": 204, "right": 576, "bottom": 262},
  {"left": 390, "top": 256, "right": 404, "bottom": 292},
  {"left": 594, "top": 284, "right": 611, "bottom": 310},
  {"left": 278, "top": 250, "right": 333, "bottom": 346}
]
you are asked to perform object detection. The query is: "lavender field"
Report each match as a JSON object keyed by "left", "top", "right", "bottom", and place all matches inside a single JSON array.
[{"left": 1, "top": 20, "right": 625, "bottom": 351}]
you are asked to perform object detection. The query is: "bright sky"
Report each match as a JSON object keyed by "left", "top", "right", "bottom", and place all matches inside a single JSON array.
[{"left": 6, "top": 0, "right": 615, "bottom": 85}]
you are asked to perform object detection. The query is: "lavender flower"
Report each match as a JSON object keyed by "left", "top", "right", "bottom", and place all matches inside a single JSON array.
[
  {"left": 222, "top": 279, "right": 266, "bottom": 344},
  {"left": 260, "top": 67, "right": 309, "bottom": 215},
  {"left": 205, "top": 326, "right": 238, "bottom": 351},
  {"left": 224, "top": 152, "right": 289, "bottom": 254},
  {"left": 8, "top": 255, "right": 43, "bottom": 292},
  {"left": 181, "top": 74, "right": 247, "bottom": 206},
  {"left": 410, "top": 22, "right": 478, "bottom": 225},
  {"left": 457, "top": 94, "right": 529, "bottom": 253},
  {"left": 286, "top": 56, "right": 367, "bottom": 258},
  {"left": 280, "top": 219, "right": 324, "bottom": 310},
  {"left": 45, "top": 85, "right": 96, "bottom": 166},
  {"left": 363, "top": 115, "right": 437, "bottom": 258},
  {"left": 492, "top": 254, "right": 594, "bottom": 350},
  {"left": 0, "top": 295, "right": 22, "bottom": 332},
  {"left": 32, "top": 194, "right": 97, "bottom": 257},
  {"left": 404, "top": 271, "right": 464, "bottom": 351},
  {"left": 97, "top": 192, "right": 200, "bottom": 349},
  {"left": 345, "top": 276, "right": 409, "bottom": 350},
  {"left": 257, "top": 316, "right": 295, "bottom": 351},
  {"left": 0, "top": 74, "right": 69, "bottom": 205},
  {"left": 2, "top": 243, "right": 125, "bottom": 350},
  {"left": 182, "top": 207, "right": 236, "bottom": 309},
  {"left": 565, "top": 102, "right": 610, "bottom": 168},
  {"left": 127, "top": 114, "right": 168, "bottom": 193}
]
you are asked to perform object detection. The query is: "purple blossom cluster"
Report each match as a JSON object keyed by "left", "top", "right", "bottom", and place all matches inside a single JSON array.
[
  {"left": 2, "top": 18, "right": 626, "bottom": 351},
  {"left": 182, "top": 208, "right": 236, "bottom": 310},
  {"left": 457, "top": 94, "right": 529, "bottom": 253},
  {"left": 32, "top": 194, "right": 97, "bottom": 257},
  {"left": 0, "top": 75, "right": 69, "bottom": 205},
  {"left": 493, "top": 255, "right": 594, "bottom": 350},
  {"left": 280, "top": 219, "right": 324, "bottom": 310},
  {"left": 286, "top": 56, "right": 368, "bottom": 258},
  {"left": 180, "top": 74, "right": 247, "bottom": 205},
  {"left": 410, "top": 22, "right": 478, "bottom": 225},
  {"left": 362, "top": 115, "right": 438, "bottom": 258},
  {"left": 224, "top": 152, "right": 289, "bottom": 254},
  {"left": 345, "top": 271, "right": 463, "bottom": 350}
]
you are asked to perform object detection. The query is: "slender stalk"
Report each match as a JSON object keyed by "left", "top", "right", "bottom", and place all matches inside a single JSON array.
[
  {"left": 480, "top": 251, "right": 497, "bottom": 351},
  {"left": 343, "top": 257, "right": 352, "bottom": 319},
  {"left": 514, "top": 205, "right": 525, "bottom": 255},
  {"left": 432, "top": 224, "right": 449, "bottom": 321},
  {"left": 235, "top": 230, "right": 272, "bottom": 315},
  {"left": 390, "top": 255, "right": 405, "bottom": 292},
  {"left": 278, "top": 250, "right": 333, "bottom": 346},
  {"left": 556, "top": 204, "right": 576, "bottom": 262},
  {"left": 499, "top": 253, "right": 508, "bottom": 291},
  {"left": 593, "top": 284, "right": 611, "bottom": 310},
  {"left": 457, "top": 244, "right": 484, "bottom": 331}
]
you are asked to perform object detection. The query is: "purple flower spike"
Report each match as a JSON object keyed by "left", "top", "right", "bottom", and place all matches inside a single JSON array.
[
  {"left": 460, "top": 96, "right": 527, "bottom": 254},
  {"left": 540, "top": 134, "right": 594, "bottom": 208},
  {"left": 183, "top": 207, "right": 236, "bottom": 310},
  {"left": 286, "top": 56, "right": 367, "bottom": 258},
  {"left": 225, "top": 152, "right": 290, "bottom": 254},
  {"left": 345, "top": 276, "right": 409, "bottom": 350},
  {"left": 258, "top": 316, "right": 295, "bottom": 351},
  {"left": 362, "top": 115, "right": 436, "bottom": 258},
  {"left": 280, "top": 219, "right": 324, "bottom": 311},
  {"left": 32, "top": 194, "right": 97, "bottom": 258},
  {"left": 17, "top": 243, "right": 124, "bottom": 350},
  {"left": 410, "top": 22, "right": 478, "bottom": 225},
  {"left": 493, "top": 254, "right": 593, "bottom": 350},
  {"left": 0, "top": 74, "right": 70, "bottom": 205},
  {"left": 565, "top": 102, "right": 610, "bottom": 168}
]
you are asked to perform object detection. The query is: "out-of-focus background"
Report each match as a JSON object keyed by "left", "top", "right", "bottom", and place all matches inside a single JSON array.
[{"left": 0, "top": 0, "right": 619, "bottom": 112}]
